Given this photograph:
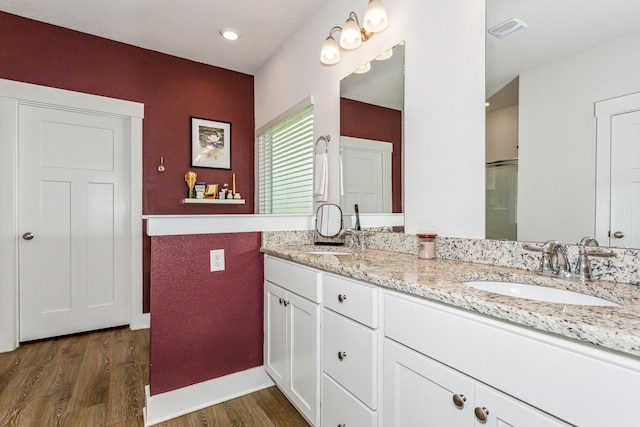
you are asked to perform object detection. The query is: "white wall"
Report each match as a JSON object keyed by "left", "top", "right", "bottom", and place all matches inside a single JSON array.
[
  {"left": 255, "top": 0, "right": 486, "bottom": 237},
  {"left": 518, "top": 31, "right": 640, "bottom": 243}
]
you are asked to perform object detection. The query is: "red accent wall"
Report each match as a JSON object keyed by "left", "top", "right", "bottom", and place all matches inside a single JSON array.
[
  {"left": 0, "top": 12, "right": 264, "bottom": 395},
  {"left": 150, "top": 233, "right": 263, "bottom": 395},
  {"left": 0, "top": 11, "right": 255, "bottom": 312},
  {"left": 340, "top": 98, "right": 403, "bottom": 213}
]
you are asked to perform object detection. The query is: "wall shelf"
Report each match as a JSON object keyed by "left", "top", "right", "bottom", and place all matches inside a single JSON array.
[{"left": 182, "top": 198, "right": 245, "bottom": 205}]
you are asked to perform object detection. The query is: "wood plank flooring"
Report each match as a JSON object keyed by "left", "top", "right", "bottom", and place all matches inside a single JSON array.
[{"left": 0, "top": 328, "right": 308, "bottom": 426}]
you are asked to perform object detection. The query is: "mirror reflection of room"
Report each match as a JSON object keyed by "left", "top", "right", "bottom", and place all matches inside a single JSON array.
[
  {"left": 485, "top": 0, "right": 640, "bottom": 248},
  {"left": 340, "top": 42, "right": 404, "bottom": 216}
]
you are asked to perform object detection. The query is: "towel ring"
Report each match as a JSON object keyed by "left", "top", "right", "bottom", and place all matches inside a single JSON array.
[{"left": 315, "top": 135, "right": 330, "bottom": 154}]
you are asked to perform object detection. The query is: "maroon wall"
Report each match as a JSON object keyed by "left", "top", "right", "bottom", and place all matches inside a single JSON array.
[
  {"left": 340, "top": 98, "right": 403, "bottom": 213},
  {"left": 0, "top": 11, "right": 256, "bottom": 312},
  {"left": 0, "top": 11, "right": 264, "bottom": 395},
  {"left": 150, "top": 233, "right": 263, "bottom": 394}
]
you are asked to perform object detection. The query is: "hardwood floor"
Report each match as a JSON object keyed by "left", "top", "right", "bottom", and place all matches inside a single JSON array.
[{"left": 0, "top": 328, "right": 308, "bottom": 426}]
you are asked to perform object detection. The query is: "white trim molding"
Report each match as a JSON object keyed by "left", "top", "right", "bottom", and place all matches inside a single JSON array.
[
  {"left": 144, "top": 213, "right": 405, "bottom": 236},
  {"left": 0, "top": 78, "right": 145, "bottom": 352},
  {"left": 143, "top": 366, "right": 274, "bottom": 426}
]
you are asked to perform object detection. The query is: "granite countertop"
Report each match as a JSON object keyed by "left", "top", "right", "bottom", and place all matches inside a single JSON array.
[{"left": 261, "top": 245, "right": 640, "bottom": 358}]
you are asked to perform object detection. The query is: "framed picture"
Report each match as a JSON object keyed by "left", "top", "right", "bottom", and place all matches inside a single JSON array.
[{"left": 190, "top": 117, "right": 231, "bottom": 169}]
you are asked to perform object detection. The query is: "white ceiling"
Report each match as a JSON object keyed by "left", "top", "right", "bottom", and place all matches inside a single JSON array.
[
  {"left": 487, "top": 0, "right": 640, "bottom": 99},
  {"left": 0, "top": 0, "right": 326, "bottom": 75}
]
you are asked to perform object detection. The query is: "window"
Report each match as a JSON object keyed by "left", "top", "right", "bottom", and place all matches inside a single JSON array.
[{"left": 258, "top": 104, "right": 314, "bottom": 214}]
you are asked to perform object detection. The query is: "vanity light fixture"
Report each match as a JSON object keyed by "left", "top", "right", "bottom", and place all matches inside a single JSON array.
[
  {"left": 320, "top": 0, "right": 389, "bottom": 65},
  {"left": 220, "top": 27, "right": 240, "bottom": 41},
  {"left": 375, "top": 48, "right": 393, "bottom": 61},
  {"left": 354, "top": 62, "right": 371, "bottom": 74}
]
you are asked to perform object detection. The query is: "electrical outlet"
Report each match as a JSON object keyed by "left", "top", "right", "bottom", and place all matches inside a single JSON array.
[{"left": 210, "top": 249, "right": 225, "bottom": 272}]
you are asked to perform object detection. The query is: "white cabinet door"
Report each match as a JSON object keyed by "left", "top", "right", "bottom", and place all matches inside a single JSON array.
[
  {"left": 264, "top": 278, "right": 320, "bottom": 426},
  {"left": 474, "top": 384, "right": 569, "bottom": 427},
  {"left": 288, "top": 290, "right": 320, "bottom": 424},
  {"left": 265, "top": 281, "right": 287, "bottom": 387},
  {"left": 383, "top": 339, "right": 474, "bottom": 427}
]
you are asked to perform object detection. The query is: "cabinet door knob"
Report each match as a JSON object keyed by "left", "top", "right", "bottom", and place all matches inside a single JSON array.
[
  {"left": 474, "top": 406, "right": 489, "bottom": 422},
  {"left": 23, "top": 232, "right": 34, "bottom": 240},
  {"left": 338, "top": 424, "right": 347, "bottom": 427},
  {"left": 452, "top": 393, "right": 466, "bottom": 408},
  {"left": 337, "top": 351, "right": 347, "bottom": 361},
  {"left": 613, "top": 231, "right": 625, "bottom": 238},
  {"left": 283, "top": 300, "right": 290, "bottom": 307},
  {"left": 278, "top": 298, "right": 283, "bottom": 305},
  {"left": 338, "top": 294, "right": 347, "bottom": 303}
]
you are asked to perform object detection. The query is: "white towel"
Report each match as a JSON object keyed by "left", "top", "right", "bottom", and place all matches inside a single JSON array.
[{"left": 314, "top": 152, "right": 328, "bottom": 202}]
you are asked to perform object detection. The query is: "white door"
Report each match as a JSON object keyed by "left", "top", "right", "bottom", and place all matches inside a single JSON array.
[
  {"left": 19, "top": 104, "right": 130, "bottom": 341},
  {"left": 340, "top": 136, "right": 392, "bottom": 214},
  {"left": 610, "top": 110, "right": 640, "bottom": 248}
]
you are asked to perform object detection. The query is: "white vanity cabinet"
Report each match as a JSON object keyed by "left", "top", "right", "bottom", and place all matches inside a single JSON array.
[
  {"left": 264, "top": 256, "right": 321, "bottom": 426},
  {"left": 383, "top": 339, "right": 568, "bottom": 426},
  {"left": 321, "top": 273, "right": 379, "bottom": 427},
  {"left": 383, "top": 291, "right": 640, "bottom": 427}
]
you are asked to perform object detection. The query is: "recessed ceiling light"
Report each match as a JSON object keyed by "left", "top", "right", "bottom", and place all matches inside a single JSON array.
[{"left": 220, "top": 28, "right": 240, "bottom": 41}]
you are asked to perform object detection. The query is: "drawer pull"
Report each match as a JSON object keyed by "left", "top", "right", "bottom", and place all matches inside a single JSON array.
[
  {"left": 338, "top": 293, "right": 347, "bottom": 303},
  {"left": 452, "top": 393, "right": 466, "bottom": 408},
  {"left": 337, "top": 351, "right": 347, "bottom": 361},
  {"left": 474, "top": 406, "right": 489, "bottom": 422}
]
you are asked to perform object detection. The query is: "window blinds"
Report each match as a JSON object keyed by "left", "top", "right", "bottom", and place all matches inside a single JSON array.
[{"left": 258, "top": 105, "right": 314, "bottom": 214}]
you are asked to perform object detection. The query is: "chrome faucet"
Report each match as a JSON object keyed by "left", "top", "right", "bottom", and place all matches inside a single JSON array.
[
  {"left": 344, "top": 229, "right": 365, "bottom": 256},
  {"left": 540, "top": 240, "right": 571, "bottom": 277},
  {"left": 524, "top": 237, "right": 614, "bottom": 282}
]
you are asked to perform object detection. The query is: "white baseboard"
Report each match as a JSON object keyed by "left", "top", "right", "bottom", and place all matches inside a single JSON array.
[
  {"left": 130, "top": 312, "right": 150, "bottom": 330},
  {"left": 143, "top": 366, "right": 275, "bottom": 426}
]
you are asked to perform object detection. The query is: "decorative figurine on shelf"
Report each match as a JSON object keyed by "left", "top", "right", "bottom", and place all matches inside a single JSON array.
[{"left": 185, "top": 171, "right": 197, "bottom": 198}]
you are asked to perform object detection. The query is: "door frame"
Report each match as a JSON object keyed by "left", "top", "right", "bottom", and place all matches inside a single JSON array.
[
  {"left": 0, "top": 78, "right": 146, "bottom": 352},
  {"left": 594, "top": 91, "right": 640, "bottom": 245}
]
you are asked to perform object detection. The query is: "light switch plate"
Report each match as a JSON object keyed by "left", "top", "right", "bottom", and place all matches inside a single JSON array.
[{"left": 210, "top": 249, "right": 225, "bottom": 272}]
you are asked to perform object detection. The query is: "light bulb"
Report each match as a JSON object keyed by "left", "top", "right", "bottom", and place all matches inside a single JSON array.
[
  {"left": 363, "top": 0, "right": 388, "bottom": 33},
  {"left": 340, "top": 15, "right": 362, "bottom": 50},
  {"left": 321, "top": 36, "right": 341, "bottom": 65}
]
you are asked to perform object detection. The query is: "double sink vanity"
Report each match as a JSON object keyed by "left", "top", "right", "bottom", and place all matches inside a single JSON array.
[{"left": 262, "top": 236, "right": 640, "bottom": 427}]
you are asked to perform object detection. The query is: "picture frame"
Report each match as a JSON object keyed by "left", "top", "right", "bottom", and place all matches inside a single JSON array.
[{"left": 190, "top": 117, "right": 231, "bottom": 169}]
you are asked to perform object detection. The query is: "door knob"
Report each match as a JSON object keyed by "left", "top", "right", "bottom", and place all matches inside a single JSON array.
[
  {"left": 612, "top": 231, "right": 625, "bottom": 239},
  {"left": 23, "top": 232, "right": 34, "bottom": 240}
]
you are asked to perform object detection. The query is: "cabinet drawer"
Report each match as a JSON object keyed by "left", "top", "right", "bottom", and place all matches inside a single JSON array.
[
  {"left": 323, "top": 273, "right": 378, "bottom": 327},
  {"left": 322, "top": 374, "right": 376, "bottom": 427},
  {"left": 322, "top": 309, "right": 377, "bottom": 409},
  {"left": 264, "top": 256, "right": 322, "bottom": 303}
]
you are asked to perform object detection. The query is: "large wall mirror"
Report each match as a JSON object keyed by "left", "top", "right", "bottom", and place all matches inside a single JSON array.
[
  {"left": 339, "top": 42, "right": 404, "bottom": 217},
  {"left": 486, "top": 0, "right": 640, "bottom": 248}
]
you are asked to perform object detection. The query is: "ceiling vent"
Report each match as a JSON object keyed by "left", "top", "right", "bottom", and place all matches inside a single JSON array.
[{"left": 488, "top": 18, "right": 528, "bottom": 39}]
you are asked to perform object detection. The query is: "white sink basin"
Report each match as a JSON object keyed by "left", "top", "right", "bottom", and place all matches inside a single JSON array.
[
  {"left": 463, "top": 281, "right": 618, "bottom": 307},
  {"left": 306, "top": 250, "right": 351, "bottom": 256}
]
